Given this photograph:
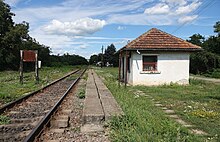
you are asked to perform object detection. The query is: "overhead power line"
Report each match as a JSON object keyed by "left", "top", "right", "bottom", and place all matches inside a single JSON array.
[{"left": 172, "top": 0, "right": 217, "bottom": 34}]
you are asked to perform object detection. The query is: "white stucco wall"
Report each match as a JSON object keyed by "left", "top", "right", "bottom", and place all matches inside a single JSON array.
[{"left": 130, "top": 52, "right": 190, "bottom": 86}]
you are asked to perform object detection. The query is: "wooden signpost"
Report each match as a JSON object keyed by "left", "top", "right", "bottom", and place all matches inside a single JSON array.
[{"left": 20, "top": 50, "right": 39, "bottom": 84}]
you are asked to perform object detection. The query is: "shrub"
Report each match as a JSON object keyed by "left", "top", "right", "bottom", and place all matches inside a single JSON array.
[
  {"left": 190, "top": 51, "right": 220, "bottom": 74},
  {"left": 77, "top": 89, "right": 85, "bottom": 99}
]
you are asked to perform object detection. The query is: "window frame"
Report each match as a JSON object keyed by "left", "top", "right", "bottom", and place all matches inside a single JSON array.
[{"left": 142, "top": 55, "right": 158, "bottom": 72}]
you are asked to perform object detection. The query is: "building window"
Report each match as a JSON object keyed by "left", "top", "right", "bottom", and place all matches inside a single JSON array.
[{"left": 143, "top": 55, "right": 157, "bottom": 71}]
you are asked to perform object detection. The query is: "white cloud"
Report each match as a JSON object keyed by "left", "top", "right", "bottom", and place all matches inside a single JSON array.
[
  {"left": 10, "top": 0, "right": 150, "bottom": 27},
  {"left": 108, "top": 13, "right": 173, "bottom": 25},
  {"left": 176, "top": 1, "right": 202, "bottom": 15},
  {"left": 178, "top": 15, "right": 198, "bottom": 23},
  {"left": 10, "top": 0, "right": 202, "bottom": 28},
  {"left": 7, "top": 0, "right": 204, "bottom": 58},
  {"left": 73, "top": 36, "right": 131, "bottom": 40},
  {"left": 161, "top": 0, "right": 187, "bottom": 6},
  {"left": 117, "top": 26, "right": 126, "bottom": 30},
  {"left": 4, "top": 0, "right": 22, "bottom": 6},
  {"left": 144, "top": 3, "right": 170, "bottom": 15},
  {"left": 78, "top": 44, "right": 88, "bottom": 49},
  {"left": 44, "top": 18, "right": 106, "bottom": 36}
]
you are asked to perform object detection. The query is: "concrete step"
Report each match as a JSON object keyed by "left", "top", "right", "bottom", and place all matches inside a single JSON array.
[
  {"left": 51, "top": 119, "right": 69, "bottom": 128},
  {"left": 50, "top": 128, "right": 65, "bottom": 133},
  {"left": 50, "top": 115, "right": 69, "bottom": 128},
  {"left": 81, "top": 124, "right": 104, "bottom": 133},
  {"left": 83, "top": 98, "right": 104, "bottom": 124}
]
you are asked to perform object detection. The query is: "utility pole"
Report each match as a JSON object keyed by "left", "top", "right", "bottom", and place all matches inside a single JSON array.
[{"left": 101, "top": 45, "right": 104, "bottom": 68}]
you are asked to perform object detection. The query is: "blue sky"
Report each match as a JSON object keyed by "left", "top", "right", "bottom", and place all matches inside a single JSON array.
[{"left": 5, "top": 0, "right": 220, "bottom": 59}]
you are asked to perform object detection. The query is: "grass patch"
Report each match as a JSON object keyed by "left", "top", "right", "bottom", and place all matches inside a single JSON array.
[
  {"left": 95, "top": 67, "right": 205, "bottom": 142},
  {"left": 82, "top": 71, "right": 88, "bottom": 80},
  {"left": 135, "top": 79, "right": 220, "bottom": 140},
  {"left": 0, "top": 115, "right": 10, "bottom": 125},
  {"left": 0, "top": 66, "right": 78, "bottom": 105},
  {"left": 77, "top": 88, "right": 85, "bottom": 99},
  {"left": 203, "top": 69, "right": 220, "bottom": 78},
  {"left": 66, "top": 74, "right": 78, "bottom": 81}
]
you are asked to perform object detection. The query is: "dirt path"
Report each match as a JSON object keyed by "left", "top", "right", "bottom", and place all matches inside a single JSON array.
[{"left": 190, "top": 76, "right": 220, "bottom": 83}]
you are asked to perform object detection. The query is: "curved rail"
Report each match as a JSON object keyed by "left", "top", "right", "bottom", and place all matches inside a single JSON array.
[
  {"left": 0, "top": 69, "right": 80, "bottom": 114},
  {"left": 24, "top": 69, "right": 86, "bottom": 142}
]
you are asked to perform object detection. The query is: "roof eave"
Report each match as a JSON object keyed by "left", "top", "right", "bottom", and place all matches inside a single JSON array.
[{"left": 121, "top": 47, "right": 203, "bottom": 52}]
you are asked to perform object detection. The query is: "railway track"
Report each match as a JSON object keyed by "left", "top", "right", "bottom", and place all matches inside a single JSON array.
[{"left": 0, "top": 68, "right": 86, "bottom": 142}]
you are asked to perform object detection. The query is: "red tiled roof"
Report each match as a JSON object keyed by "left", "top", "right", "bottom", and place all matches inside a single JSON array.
[{"left": 123, "top": 28, "right": 201, "bottom": 51}]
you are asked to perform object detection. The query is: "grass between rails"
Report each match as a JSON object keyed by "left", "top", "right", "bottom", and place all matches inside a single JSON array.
[
  {"left": 0, "top": 115, "right": 10, "bottom": 125},
  {"left": 94, "top": 67, "right": 219, "bottom": 142},
  {"left": 0, "top": 66, "right": 78, "bottom": 105}
]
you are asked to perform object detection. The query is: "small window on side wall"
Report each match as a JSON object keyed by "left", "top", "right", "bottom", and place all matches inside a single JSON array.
[{"left": 143, "top": 55, "right": 157, "bottom": 71}]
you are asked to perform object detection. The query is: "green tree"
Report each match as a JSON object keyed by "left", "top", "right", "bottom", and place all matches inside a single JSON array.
[
  {"left": 187, "top": 23, "right": 220, "bottom": 74},
  {"left": 203, "top": 21, "right": 220, "bottom": 55},
  {"left": 190, "top": 51, "right": 220, "bottom": 74},
  {"left": 113, "top": 51, "right": 119, "bottom": 67},
  {"left": 104, "top": 44, "right": 117, "bottom": 66},
  {"left": 49, "top": 53, "right": 88, "bottom": 66},
  {"left": 203, "top": 36, "right": 220, "bottom": 55},
  {"left": 89, "top": 54, "right": 99, "bottom": 65},
  {"left": 0, "top": 0, "right": 14, "bottom": 70},
  {"left": 0, "top": 1, "right": 51, "bottom": 70},
  {"left": 214, "top": 21, "right": 220, "bottom": 35},
  {"left": 22, "top": 37, "right": 51, "bottom": 66},
  {"left": 0, "top": 1, "right": 14, "bottom": 37},
  {"left": 186, "top": 34, "right": 204, "bottom": 46},
  {"left": 2, "top": 22, "right": 30, "bottom": 69}
]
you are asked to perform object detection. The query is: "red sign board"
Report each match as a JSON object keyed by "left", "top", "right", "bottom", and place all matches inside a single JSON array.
[{"left": 23, "top": 50, "right": 36, "bottom": 62}]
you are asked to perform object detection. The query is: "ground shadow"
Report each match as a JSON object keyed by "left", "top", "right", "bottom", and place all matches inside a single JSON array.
[{"left": 208, "top": 96, "right": 220, "bottom": 101}]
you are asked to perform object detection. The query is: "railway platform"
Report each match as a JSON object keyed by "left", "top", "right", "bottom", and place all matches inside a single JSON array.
[{"left": 81, "top": 69, "right": 123, "bottom": 133}]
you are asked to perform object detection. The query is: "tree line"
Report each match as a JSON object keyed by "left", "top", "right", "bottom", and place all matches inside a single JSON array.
[
  {"left": 187, "top": 21, "right": 220, "bottom": 75},
  {"left": 0, "top": 1, "right": 88, "bottom": 71},
  {"left": 49, "top": 54, "right": 88, "bottom": 67},
  {"left": 89, "top": 44, "right": 119, "bottom": 67}
]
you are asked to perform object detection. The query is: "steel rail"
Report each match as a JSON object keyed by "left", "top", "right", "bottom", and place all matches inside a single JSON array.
[
  {"left": 0, "top": 69, "right": 80, "bottom": 114},
  {"left": 23, "top": 68, "right": 86, "bottom": 142}
]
